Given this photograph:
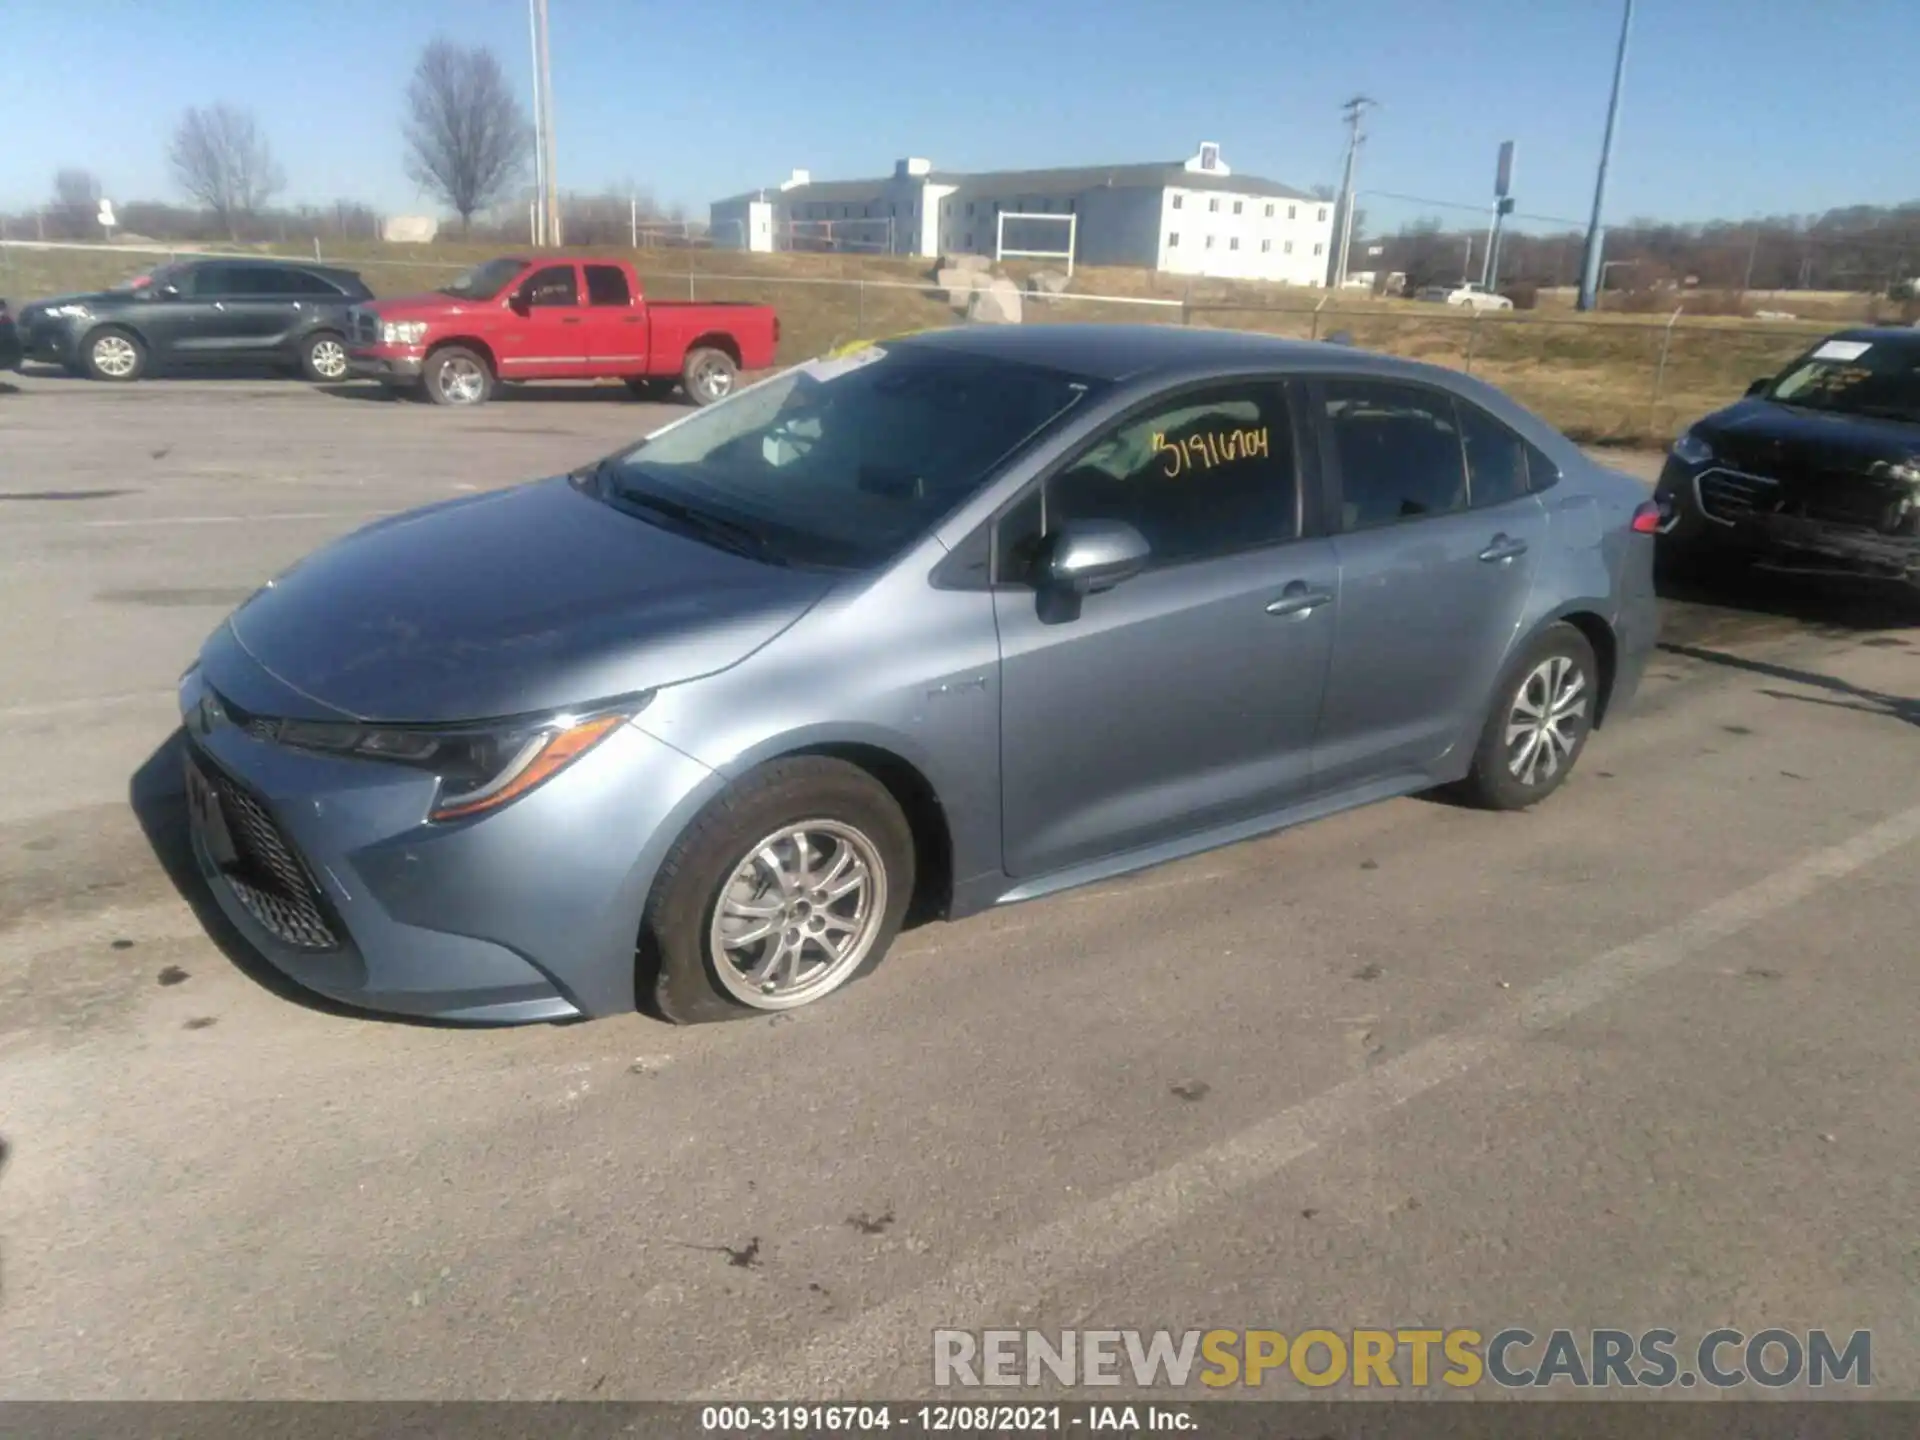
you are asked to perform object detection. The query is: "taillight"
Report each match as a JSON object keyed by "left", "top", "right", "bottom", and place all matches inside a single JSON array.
[{"left": 1630, "top": 499, "right": 1664, "bottom": 534}]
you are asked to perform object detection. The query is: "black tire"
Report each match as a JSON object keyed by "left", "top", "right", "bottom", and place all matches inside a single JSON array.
[
  {"left": 645, "top": 757, "right": 916, "bottom": 1025},
  {"left": 1456, "top": 622, "right": 1600, "bottom": 812},
  {"left": 299, "top": 330, "right": 350, "bottom": 384},
  {"left": 681, "top": 346, "right": 738, "bottom": 407},
  {"left": 81, "top": 326, "right": 145, "bottom": 383},
  {"left": 423, "top": 345, "right": 494, "bottom": 406},
  {"left": 625, "top": 376, "right": 676, "bottom": 401}
]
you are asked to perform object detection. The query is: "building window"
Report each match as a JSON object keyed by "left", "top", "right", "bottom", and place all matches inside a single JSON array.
[
  {"left": 842, "top": 206, "right": 851, "bottom": 218},
  {"left": 1265, "top": 203, "right": 1274, "bottom": 217},
  {"left": 1317, "top": 208, "right": 1328, "bottom": 222},
  {"left": 965, "top": 233, "right": 973, "bottom": 247},
  {"left": 890, "top": 203, "right": 896, "bottom": 216},
  {"left": 1284, "top": 241, "right": 1294, "bottom": 254},
  {"left": 1205, "top": 235, "right": 1215, "bottom": 249},
  {"left": 1168, "top": 232, "right": 1180, "bottom": 247},
  {"left": 1067, "top": 199, "right": 1076, "bottom": 213},
  {"left": 1288, "top": 205, "right": 1297, "bottom": 219},
  {"left": 1208, "top": 198, "right": 1219, "bottom": 213},
  {"left": 1230, "top": 237, "right": 1240, "bottom": 251},
  {"left": 1232, "top": 200, "right": 1243, "bottom": 215},
  {"left": 1314, "top": 242, "right": 1324, "bottom": 255},
  {"left": 967, "top": 201, "right": 975, "bottom": 216},
  {"left": 1261, "top": 239, "right": 1271, "bottom": 252},
  {"left": 1173, "top": 194, "right": 1183, "bottom": 209}
]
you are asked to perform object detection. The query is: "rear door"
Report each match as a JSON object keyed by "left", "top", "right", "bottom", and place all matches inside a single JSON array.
[
  {"left": 1308, "top": 376, "right": 1549, "bottom": 788},
  {"left": 582, "top": 263, "right": 648, "bottom": 375},
  {"left": 201, "top": 265, "right": 303, "bottom": 354},
  {"left": 501, "top": 263, "right": 594, "bottom": 379}
]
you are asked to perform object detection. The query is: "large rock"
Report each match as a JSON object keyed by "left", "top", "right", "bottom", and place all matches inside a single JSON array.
[
  {"left": 935, "top": 267, "right": 988, "bottom": 311},
  {"left": 940, "top": 253, "right": 993, "bottom": 273},
  {"left": 968, "top": 276, "right": 1024, "bottom": 324},
  {"left": 1025, "top": 268, "right": 1070, "bottom": 296}
]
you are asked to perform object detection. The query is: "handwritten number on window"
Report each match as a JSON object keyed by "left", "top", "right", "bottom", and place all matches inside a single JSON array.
[{"left": 1152, "top": 427, "right": 1269, "bottom": 478}]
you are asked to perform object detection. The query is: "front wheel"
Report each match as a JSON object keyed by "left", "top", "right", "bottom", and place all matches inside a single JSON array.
[
  {"left": 299, "top": 330, "right": 350, "bottom": 383},
  {"left": 645, "top": 757, "right": 915, "bottom": 1024},
  {"left": 681, "top": 346, "right": 738, "bottom": 407},
  {"left": 424, "top": 345, "right": 494, "bottom": 406},
  {"left": 1457, "top": 622, "right": 1599, "bottom": 811},
  {"left": 82, "top": 327, "right": 145, "bottom": 382}
]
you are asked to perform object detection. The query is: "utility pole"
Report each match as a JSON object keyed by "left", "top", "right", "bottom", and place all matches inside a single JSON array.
[
  {"left": 1576, "top": 0, "right": 1634, "bottom": 311},
  {"left": 528, "top": 0, "right": 546, "bottom": 244},
  {"left": 532, "top": 0, "right": 560, "bottom": 247},
  {"left": 1740, "top": 229, "right": 1760, "bottom": 295},
  {"left": 1332, "top": 95, "right": 1376, "bottom": 291}
]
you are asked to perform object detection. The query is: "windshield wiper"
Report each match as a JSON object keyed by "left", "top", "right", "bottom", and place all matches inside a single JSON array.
[{"left": 596, "top": 475, "right": 780, "bottom": 563}]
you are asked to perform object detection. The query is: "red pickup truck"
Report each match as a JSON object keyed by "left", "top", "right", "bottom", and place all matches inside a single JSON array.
[{"left": 345, "top": 255, "right": 779, "bottom": 408}]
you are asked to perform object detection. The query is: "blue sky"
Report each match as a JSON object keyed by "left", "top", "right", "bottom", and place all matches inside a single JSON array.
[{"left": 3, "top": 0, "right": 1916, "bottom": 234}]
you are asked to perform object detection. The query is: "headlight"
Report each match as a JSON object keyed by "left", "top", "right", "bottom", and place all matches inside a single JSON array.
[
  {"left": 1670, "top": 428, "right": 1713, "bottom": 466},
  {"left": 46, "top": 303, "right": 92, "bottom": 320},
  {"left": 381, "top": 320, "right": 428, "bottom": 345},
  {"left": 268, "top": 695, "right": 650, "bottom": 822}
]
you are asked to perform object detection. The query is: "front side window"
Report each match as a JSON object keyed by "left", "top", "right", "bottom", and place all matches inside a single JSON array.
[
  {"left": 586, "top": 343, "right": 1100, "bottom": 571},
  {"left": 1001, "top": 382, "right": 1300, "bottom": 577},
  {"left": 522, "top": 265, "right": 578, "bottom": 307},
  {"left": 1321, "top": 380, "right": 1468, "bottom": 530}
]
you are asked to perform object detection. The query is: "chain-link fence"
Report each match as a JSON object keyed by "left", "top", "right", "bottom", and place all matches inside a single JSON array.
[{"left": 2, "top": 239, "right": 1839, "bottom": 445}]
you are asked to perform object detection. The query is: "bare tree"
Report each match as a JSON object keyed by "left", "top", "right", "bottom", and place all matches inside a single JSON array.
[
  {"left": 168, "top": 105, "right": 285, "bottom": 239},
  {"left": 49, "top": 168, "right": 102, "bottom": 239},
  {"left": 403, "top": 40, "right": 532, "bottom": 233}
]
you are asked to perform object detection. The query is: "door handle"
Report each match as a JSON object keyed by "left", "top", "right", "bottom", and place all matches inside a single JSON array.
[
  {"left": 1265, "top": 581, "right": 1334, "bottom": 617},
  {"left": 1479, "top": 534, "right": 1528, "bottom": 563}
]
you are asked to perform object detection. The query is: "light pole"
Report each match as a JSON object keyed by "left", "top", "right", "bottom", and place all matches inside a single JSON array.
[
  {"left": 528, "top": 0, "right": 546, "bottom": 244},
  {"left": 1576, "top": 0, "right": 1634, "bottom": 311}
]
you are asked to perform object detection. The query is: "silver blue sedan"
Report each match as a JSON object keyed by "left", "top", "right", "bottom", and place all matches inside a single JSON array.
[{"left": 177, "top": 324, "right": 1661, "bottom": 1025}]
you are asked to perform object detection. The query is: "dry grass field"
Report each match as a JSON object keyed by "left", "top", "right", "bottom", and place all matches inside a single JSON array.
[{"left": 1, "top": 237, "right": 1875, "bottom": 445}]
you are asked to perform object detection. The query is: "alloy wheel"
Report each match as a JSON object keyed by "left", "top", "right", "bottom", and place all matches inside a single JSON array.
[
  {"left": 691, "top": 356, "right": 733, "bottom": 403},
  {"left": 308, "top": 338, "right": 348, "bottom": 381},
  {"left": 92, "top": 335, "right": 138, "bottom": 379},
  {"left": 707, "top": 820, "right": 887, "bottom": 1010},
  {"left": 437, "top": 355, "right": 487, "bottom": 404},
  {"left": 1504, "top": 655, "right": 1589, "bottom": 786}
]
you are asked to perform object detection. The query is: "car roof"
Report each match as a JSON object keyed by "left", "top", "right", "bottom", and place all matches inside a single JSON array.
[
  {"left": 177, "top": 256, "right": 364, "bottom": 283},
  {"left": 899, "top": 322, "right": 1470, "bottom": 388},
  {"left": 1824, "top": 326, "right": 1920, "bottom": 347}
]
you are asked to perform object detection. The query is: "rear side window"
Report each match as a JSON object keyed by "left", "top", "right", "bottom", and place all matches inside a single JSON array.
[
  {"left": 584, "top": 265, "right": 632, "bottom": 306},
  {"left": 1320, "top": 380, "right": 1468, "bottom": 530},
  {"left": 188, "top": 265, "right": 243, "bottom": 296},
  {"left": 1456, "top": 400, "right": 1559, "bottom": 506},
  {"left": 283, "top": 269, "right": 347, "bottom": 297},
  {"left": 522, "top": 265, "right": 578, "bottom": 307}
]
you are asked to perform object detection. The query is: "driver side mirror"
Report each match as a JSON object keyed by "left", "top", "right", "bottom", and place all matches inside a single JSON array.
[
  {"left": 1745, "top": 377, "right": 1770, "bottom": 397},
  {"left": 1042, "top": 519, "right": 1152, "bottom": 595}
]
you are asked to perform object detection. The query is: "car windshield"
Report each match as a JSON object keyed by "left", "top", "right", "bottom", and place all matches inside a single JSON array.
[
  {"left": 114, "top": 264, "right": 179, "bottom": 293},
  {"left": 582, "top": 341, "right": 1101, "bottom": 570},
  {"left": 1768, "top": 338, "right": 1920, "bottom": 422},
  {"left": 437, "top": 258, "right": 526, "bottom": 301}
]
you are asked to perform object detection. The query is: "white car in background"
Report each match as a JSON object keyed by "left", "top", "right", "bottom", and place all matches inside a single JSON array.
[{"left": 1414, "top": 282, "right": 1514, "bottom": 312}]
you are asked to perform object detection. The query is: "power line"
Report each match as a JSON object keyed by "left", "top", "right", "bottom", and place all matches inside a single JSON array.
[{"left": 1360, "top": 189, "right": 1587, "bottom": 230}]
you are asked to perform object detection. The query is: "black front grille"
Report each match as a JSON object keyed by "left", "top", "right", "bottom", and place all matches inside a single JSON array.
[
  {"left": 1696, "top": 468, "right": 1779, "bottom": 524},
  {"left": 352, "top": 309, "right": 380, "bottom": 345},
  {"left": 197, "top": 755, "right": 341, "bottom": 951}
]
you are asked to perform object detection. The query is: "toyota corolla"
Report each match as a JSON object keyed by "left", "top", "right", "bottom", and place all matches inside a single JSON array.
[{"left": 177, "top": 325, "right": 1660, "bottom": 1026}]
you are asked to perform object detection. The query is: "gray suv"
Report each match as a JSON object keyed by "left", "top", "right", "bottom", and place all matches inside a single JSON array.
[{"left": 177, "top": 325, "right": 1661, "bottom": 1027}]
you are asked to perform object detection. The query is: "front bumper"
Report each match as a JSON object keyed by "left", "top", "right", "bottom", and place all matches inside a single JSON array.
[
  {"left": 1655, "top": 457, "right": 1920, "bottom": 581},
  {"left": 177, "top": 632, "right": 721, "bottom": 1023},
  {"left": 0, "top": 324, "right": 20, "bottom": 372},
  {"left": 20, "top": 316, "right": 80, "bottom": 366},
  {"left": 347, "top": 344, "right": 425, "bottom": 381}
]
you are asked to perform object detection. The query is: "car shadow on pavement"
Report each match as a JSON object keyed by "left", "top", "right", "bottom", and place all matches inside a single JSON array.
[
  {"left": 1657, "top": 642, "right": 1919, "bottom": 731},
  {"left": 315, "top": 382, "right": 673, "bottom": 405},
  {"left": 127, "top": 730, "right": 484, "bottom": 1029},
  {"left": 1656, "top": 560, "right": 1920, "bottom": 635}
]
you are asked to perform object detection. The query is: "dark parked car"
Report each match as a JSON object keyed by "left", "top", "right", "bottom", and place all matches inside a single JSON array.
[
  {"left": 177, "top": 325, "right": 1660, "bottom": 1027},
  {"left": 0, "top": 298, "right": 20, "bottom": 373},
  {"left": 17, "top": 257, "right": 372, "bottom": 384},
  {"left": 1656, "top": 328, "right": 1920, "bottom": 590}
]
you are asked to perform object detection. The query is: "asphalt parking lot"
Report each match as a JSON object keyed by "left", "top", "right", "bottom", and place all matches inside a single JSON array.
[{"left": 2, "top": 367, "right": 1918, "bottom": 1401}]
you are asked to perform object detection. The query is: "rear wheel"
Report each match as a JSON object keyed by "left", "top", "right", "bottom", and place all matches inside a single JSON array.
[
  {"left": 645, "top": 757, "right": 915, "bottom": 1024},
  {"left": 299, "top": 330, "right": 349, "bottom": 383},
  {"left": 1457, "top": 622, "right": 1599, "bottom": 811},
  {"left": 424, "top": 345, "right": 493, "bottom": 406},
  {"left": 681, "top": 346, "right": 738, "bottom": 407},
  {"left": 82, "top": 327, "right": 145, "bottom": 382}
]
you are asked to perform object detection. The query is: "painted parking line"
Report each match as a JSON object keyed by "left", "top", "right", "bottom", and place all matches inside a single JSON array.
[{"left": 697, "top": 799, "right": 1920, "bottom": 1400}]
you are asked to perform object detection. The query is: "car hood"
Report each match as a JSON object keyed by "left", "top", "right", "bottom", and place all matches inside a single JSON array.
[
  {"left": 1694, "top": 398, "right": 1920, "bottom": 529},
  {"left": 224, "top": 478, "right": 834, "bottom": 723},
  {"left": 21, "top": 289, "right": 125, "bottom": 315},
  {"left": 360, "top": 293, "right": 488, "bottom": 320}
]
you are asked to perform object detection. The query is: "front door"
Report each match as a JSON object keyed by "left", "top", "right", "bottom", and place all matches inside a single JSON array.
[
  {"left": 1307, "top": 377, "right": 1550, "bottom": 787},
  {"left": 994, "top": 379, "right": 1338, "bottom": 879},
  {"left": 501, "top": 263, "right": 595, "bottom": 380}
]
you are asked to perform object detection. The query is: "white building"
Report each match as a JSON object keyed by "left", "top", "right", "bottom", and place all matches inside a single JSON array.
[{"left": 710, "top": 142, "right": 1336, "bottom": 286}]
